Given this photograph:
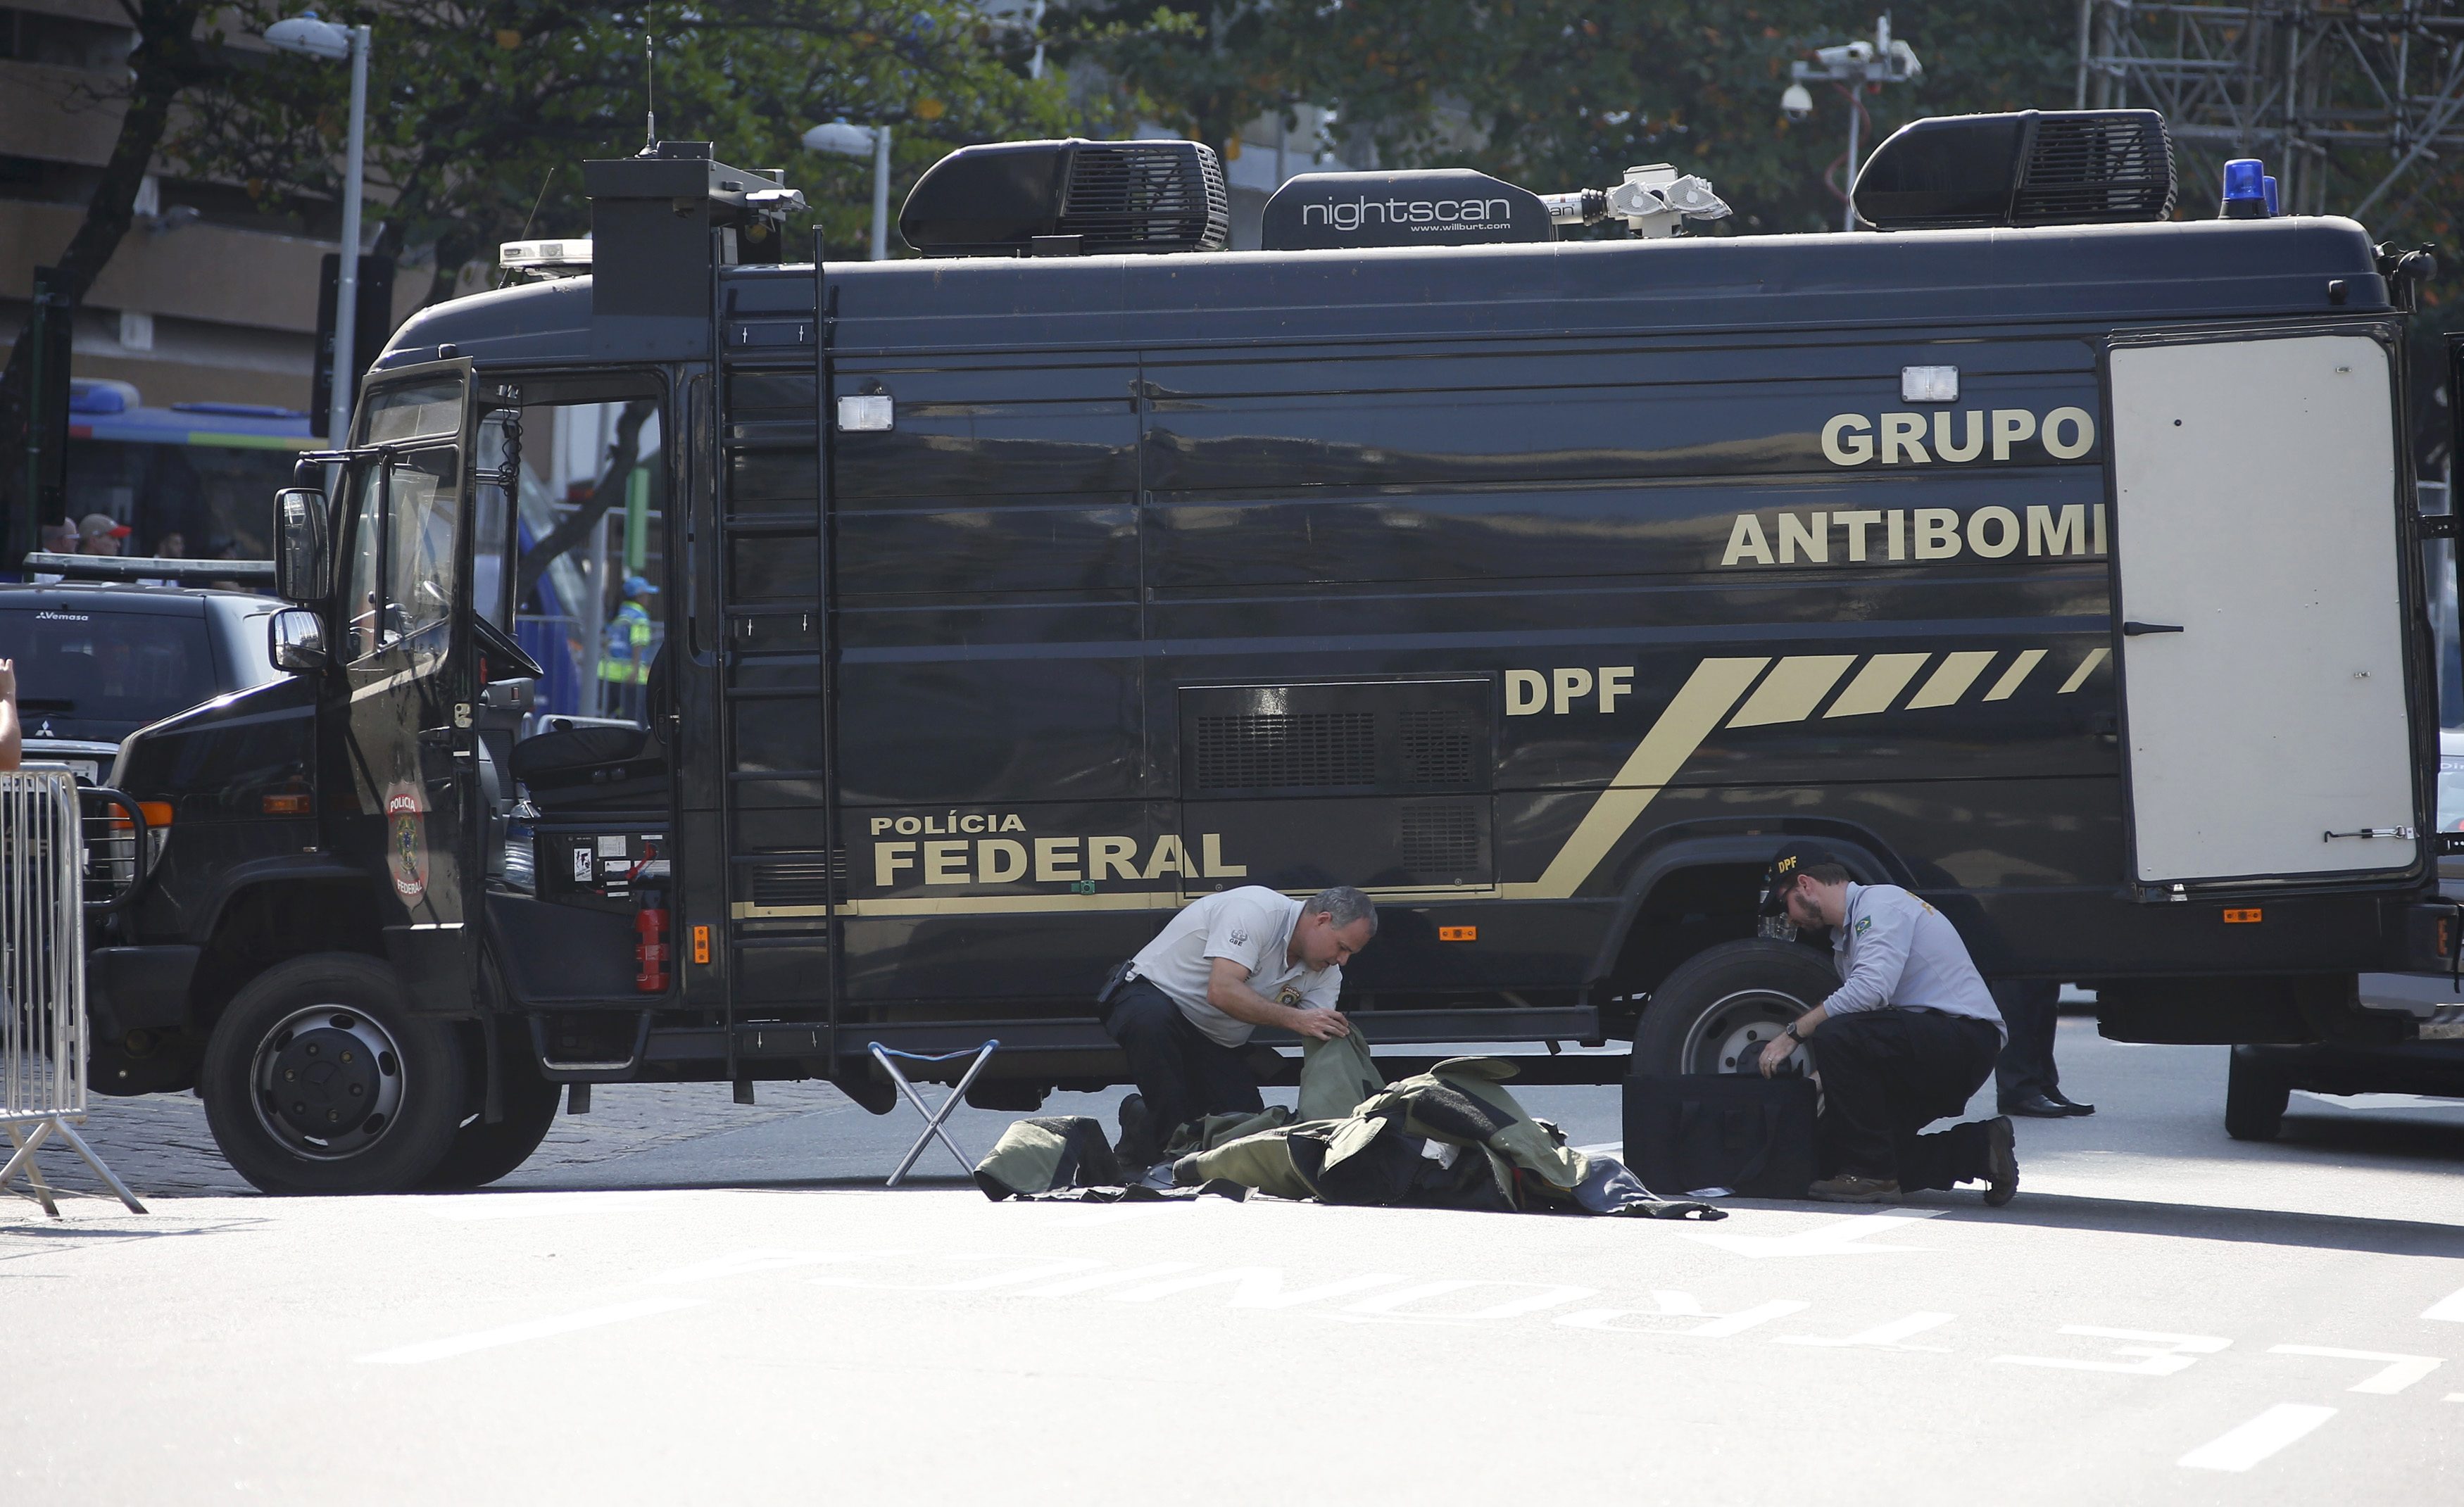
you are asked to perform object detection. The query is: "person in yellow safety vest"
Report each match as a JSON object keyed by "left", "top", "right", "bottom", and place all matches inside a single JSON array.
[{"left": 601, "top": 574, "right": 656, "bottom": 723}]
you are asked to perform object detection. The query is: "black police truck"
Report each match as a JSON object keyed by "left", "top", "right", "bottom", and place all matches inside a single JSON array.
[{"left": 80, "top": 108, "right": 2463, "bottom": 1192}]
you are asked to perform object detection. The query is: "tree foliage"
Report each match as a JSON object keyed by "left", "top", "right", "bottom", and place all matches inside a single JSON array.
[
  {"left": 1062, "top": 4, "right": 2079, "bottom": 232},
  {"left": 2, "top": 0, "right": 222, "bottom": 542},
  {"left": 177, "top": 3, "right": 1088, "bottom": 295}
]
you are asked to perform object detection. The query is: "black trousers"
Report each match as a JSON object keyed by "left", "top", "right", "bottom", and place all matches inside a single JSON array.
[
  {"left": 1102, "top": 977, "right": 1264, "bottom": 1140},
  {"left": 1815, "top": 1010, "right": 2003, "bottom": 1189},
  {"left": 1992, "top": 978, "right": 2063, "bottom": 1105}
]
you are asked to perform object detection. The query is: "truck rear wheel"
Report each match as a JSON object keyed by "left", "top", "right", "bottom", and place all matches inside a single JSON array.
[
  {"left": 420, "top": 1036, "right": 563, "bottom": 1190},
  {"left": 1634, "top": 938, "right": 1837, "bottom": 1078},
  {"left": 199, "top": 953, "right": 466, "bottom": 1195},
  {"left": 2223, "top": 1046, "right": 2289, "bottom": 1142}
]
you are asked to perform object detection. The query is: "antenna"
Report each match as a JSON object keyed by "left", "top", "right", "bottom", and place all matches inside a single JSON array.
[{"left": 642, "top": 33, "right": 658, "bottom": 153}]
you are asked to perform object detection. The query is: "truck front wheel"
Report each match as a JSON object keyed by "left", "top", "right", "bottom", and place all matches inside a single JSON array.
[
  {"left": 199, "top": 953, "right": 466, "bottom": 1194},
  {"left": 1633, "top": 938, "right": 1838, "bottom": 1078}
]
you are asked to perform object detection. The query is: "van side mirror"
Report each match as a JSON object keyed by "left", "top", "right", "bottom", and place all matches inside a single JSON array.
[
  {"left": 268, "top": 606, "right": 329, "bottom": 673},
  {"left": 273, "top": 486, "right": 332, "bottom": 603}
]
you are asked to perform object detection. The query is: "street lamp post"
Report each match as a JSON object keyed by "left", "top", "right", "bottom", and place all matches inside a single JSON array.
[
  {"left": 1785, "top": 13, "right": 1923, "bottom": 232},
  {"left": 802, "top": 121, "right": 892, "bottom": 260},
  {"left": 264, "top": 11, "right": 371, "bottom": 443}
]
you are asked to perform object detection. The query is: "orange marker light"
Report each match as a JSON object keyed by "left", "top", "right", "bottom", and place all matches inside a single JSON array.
[
  {"left": 2223, "top": 908, "right": 2263, "bottom": 924},
  {"left": 1438, "top": 926, "right": 1478, "bottom": 942},
  {"left": 691, "top": 923, "right": 712, "bottom": 965}
]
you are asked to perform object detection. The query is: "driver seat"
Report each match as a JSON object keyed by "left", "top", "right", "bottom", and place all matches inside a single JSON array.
[{"left": 511, "top": 647, "right": 671, "bottom": 812}]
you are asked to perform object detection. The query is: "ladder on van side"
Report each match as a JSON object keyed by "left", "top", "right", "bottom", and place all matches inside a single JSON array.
[{"left": 712, "top": 280, "right": 841, "bottom": 1081}]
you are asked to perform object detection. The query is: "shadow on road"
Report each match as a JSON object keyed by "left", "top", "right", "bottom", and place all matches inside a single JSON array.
[
  {"left": 1916, "top": 1190, "right": 2463, "bottom": 1259},
  {"left": 2268, "top": 1111, "right": 2464, "bottom": 1165}
]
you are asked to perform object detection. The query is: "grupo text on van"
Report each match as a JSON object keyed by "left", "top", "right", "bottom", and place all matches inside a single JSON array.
[{"left": 1820, "top": 406, "right": 2097, "bottom": 467}]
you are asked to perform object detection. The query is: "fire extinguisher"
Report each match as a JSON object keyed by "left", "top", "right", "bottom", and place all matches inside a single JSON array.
[{"left": 635, "top": 887, "right": 670, "bottom": 993}]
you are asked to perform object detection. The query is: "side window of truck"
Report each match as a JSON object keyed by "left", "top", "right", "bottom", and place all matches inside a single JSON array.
[
  {"left": 342, "top": 378, "right": 465, "bottom": 664},
  {"left": 341, "top": 462, "right": 384, "bottom": 663},
  {"left": 384, "top": 454, "right": 458, "bottom": 645}
]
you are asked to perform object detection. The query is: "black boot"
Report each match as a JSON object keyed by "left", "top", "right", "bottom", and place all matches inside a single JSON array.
[{"left": 1114, "top": 1093, "right": 1159, "bottom": 1170}]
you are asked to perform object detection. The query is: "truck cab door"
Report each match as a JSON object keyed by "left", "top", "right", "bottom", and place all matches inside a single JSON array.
[{"left": 330, "top": 359, "right": 482, "bottom": 1010}]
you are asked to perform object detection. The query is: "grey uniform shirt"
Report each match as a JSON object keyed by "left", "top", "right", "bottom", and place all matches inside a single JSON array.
[
  {"left": 1825, "top": 883, "right": 2006, "bottom": 1045},
  {"left": 1130, "top": 885, "right": 1343, "bottom": 1047}
]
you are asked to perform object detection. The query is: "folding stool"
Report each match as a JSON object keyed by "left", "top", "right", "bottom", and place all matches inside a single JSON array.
[{"left": 867, "top": 1040, "right": 1000, "bottom": 1187}]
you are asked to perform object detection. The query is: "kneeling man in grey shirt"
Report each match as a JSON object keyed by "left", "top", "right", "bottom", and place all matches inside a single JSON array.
[{"left": 1102, "top": 884, "right": 1376, "bottom": 1168}]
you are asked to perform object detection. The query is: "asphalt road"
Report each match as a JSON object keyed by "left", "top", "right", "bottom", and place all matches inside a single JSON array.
[{"left": 7, "top": 1021, "right": 2461, "bottom": 1505}]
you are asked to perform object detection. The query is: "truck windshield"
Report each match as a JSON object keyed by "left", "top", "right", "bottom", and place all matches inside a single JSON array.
[{"left": 0, "top": 607, "right": 216, "bottom": 729}]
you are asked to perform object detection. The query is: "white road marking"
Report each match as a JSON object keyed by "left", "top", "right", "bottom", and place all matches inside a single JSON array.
[
  {"left": 1018, "top": 1262, "right": 1195, "bottom": 1297},
  {"left": 358, "top": 1297, "right": 708, "bottom": 1365},
  {"left": 2423, "top": 1286, "right": 2464, "bottom": 1323},
  {"left": 1778, "top": 1311, "right": 1956, "bottom": 1351},
  {"left": 1683, "top": 1209, "right": 1942, "bottom": 1259},
  {"left": 1996, "top": 1326, "right": 2230, "bottom": 1376},
  {"left": 1573, "top": 1141, "right": 1623, "bottom": 1156},
  {"left": 2268, "top": 1344, "right": 2442, "bottom": 1394},
  {"left": 1341, "top": 1281, "right": 1597, "bottom": 1321},
  {"left": 644, "top": 1249, "right": 900, "bottom": 1285},
  {"left": 1555, "top": 1298, "right": 1810, "bottom": 1338},
  {"left": 2177, "top": 1404, "right": 2338, "bottom": 1473},
  {"left": 1107, "top": 1268, "right": 1407, "bottom": 1309}
]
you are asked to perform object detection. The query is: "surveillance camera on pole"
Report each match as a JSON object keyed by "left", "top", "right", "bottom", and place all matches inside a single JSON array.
[
  {"left": 1784, "top": 13, "right": 1923, "bottom": 231},
  {"left": 803, "top": 120, "right": 893, "bottom": 261}
]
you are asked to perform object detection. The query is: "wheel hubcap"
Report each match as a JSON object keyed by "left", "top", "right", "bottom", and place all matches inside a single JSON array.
[
  {"left": 251, "top": 1007, "right": 406, "bottom": 1159},
  {"left": 1678, "top": 986, "right": 1816, "bottom": 1076}
]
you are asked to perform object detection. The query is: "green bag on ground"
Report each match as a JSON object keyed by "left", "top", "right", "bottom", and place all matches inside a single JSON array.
[
  {"left": 1152, "top": 1023, "right": 1388, "bottom": 1159},
  {"left": 1294, "top": 1027, "right": 1385, "bottom": 1122},
  {"left": 973, "top": 1116, "right": 1121, "bottom": 1199},
  {"left": 1176, "top": 1057, "right": 1721, "bottom": 1220}
]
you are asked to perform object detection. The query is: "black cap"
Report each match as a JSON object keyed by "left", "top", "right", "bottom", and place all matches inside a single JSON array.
[{"left": 1758, "top": 840, "right": 1842, "bottom": 915}]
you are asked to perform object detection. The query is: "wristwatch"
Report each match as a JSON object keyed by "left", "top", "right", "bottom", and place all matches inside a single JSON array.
[{"left": 1783, "top": 1023, "right": 1804, "bottom": 1044}]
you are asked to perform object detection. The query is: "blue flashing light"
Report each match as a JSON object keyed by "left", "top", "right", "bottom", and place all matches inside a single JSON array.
[
  {"left": 2221, "top": 158, "right": 2268, "bottom": 219},
  {"left": 2263, "top": 175, "right": 2280, "bottom": 216}
]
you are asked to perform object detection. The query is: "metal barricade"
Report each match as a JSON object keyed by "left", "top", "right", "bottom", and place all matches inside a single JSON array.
[{"left": 1, "top": 769, "right": 144, "bottom": 1216}]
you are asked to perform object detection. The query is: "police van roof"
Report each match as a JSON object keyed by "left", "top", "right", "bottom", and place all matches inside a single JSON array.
[{"left": 377, "top": 214, "right": 2384, "bottom": 372}]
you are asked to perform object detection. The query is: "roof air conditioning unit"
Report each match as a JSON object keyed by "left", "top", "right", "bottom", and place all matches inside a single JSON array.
[{"left": 1853, "top": 110, "right": 2176, "bottom": 230}]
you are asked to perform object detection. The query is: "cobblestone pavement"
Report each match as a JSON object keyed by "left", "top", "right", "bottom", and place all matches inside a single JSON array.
[{"left": 15, "top": 1079, "right": 867, "bottom": 1201}]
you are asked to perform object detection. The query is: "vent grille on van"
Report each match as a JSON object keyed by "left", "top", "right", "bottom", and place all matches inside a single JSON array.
[
  {"left": 1061, "top": 144, "right": 1231, "bottom": 252},
  {"left": 1399, "top": 802, "right": 1483, "bottom": 881},
  {"left": 1399, "top": 709, "right": 1477, "bottom": 787},
  {"left": 2013, "top": 113, "right": 2175, "bottom": 224},
  {"left": 743, "top": 852, "right": 848, "bottom": 908},
  {"left": 1178, "top": 680, "right": 1491, "bottom": 797},
  {"left": 1193, "top": 713, "right": 1378, "bottom": 790}
]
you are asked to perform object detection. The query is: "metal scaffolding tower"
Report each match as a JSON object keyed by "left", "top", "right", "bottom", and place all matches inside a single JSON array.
[{"left": 2077, "top": 1, "right": 2464, "bottom": 221}]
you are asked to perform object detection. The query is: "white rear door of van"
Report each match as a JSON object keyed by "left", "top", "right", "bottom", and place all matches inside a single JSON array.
[{"left": 2108, "top": 331, "right": 2421, "bottom": 886}]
